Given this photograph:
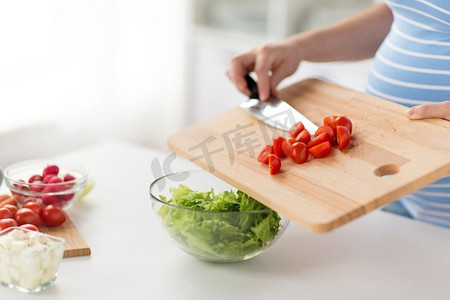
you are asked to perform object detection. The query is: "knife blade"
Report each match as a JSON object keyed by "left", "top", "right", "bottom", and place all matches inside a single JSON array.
[{"left": 240, "top": 74, "right": 318, "bottom": 135}]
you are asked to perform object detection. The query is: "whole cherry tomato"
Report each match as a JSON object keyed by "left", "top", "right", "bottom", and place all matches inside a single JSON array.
[
  {"left": 3, "top": 204, "right": 18, "bottom": 216},
  {"left": 289, "top": 142, "right": 308, "bottom": 164},
  {"left": 257, "top": 145, "right": 274, "bottom": 164},
  {"left": 272, "top": 136, "right": 286, "bottom": 158},
  {"left": 41, "top": 205, "right": 66, "bottom": 227},
  {"left": 23, "top": 202, "right": 44, "bottom": 216},
  {"left": 15, "top": 208, "right": 41, "bottom": 227},
  {"left": 309, "top": 141, "right": 332, "bottom": 158},
  {"left": 0, "top": 208, "right": 13, "bottom": 220},
  {"left": 337, "top": 125, "right": 351, "bottom": 150},
  {"left": 0, "top": 218, "right": 18, "bottom": 231},
  {"left": 288, "top": 121, "right": 305, "bottom": 139},
  {"left": 297, "top": 129, "right": 311, "bottom": 144},
  {"left": 268, "top": 154, "right": 281, "bottom": 175}
]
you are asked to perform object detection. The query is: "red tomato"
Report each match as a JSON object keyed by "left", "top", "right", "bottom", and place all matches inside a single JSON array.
[
  {"left": 307, "top": 132, "right": 330, "bottom": 149},
  {"left": 23, "top": 202, "right": 43, "bottom": 216},
  {"left": 0, "top": 208, "right": 13, "bottom": 220},
  {"left": 41, "top": 205, "right": 67, "bottom": 227},
  {"left": 20, "top": 224, "right": 40, "bottom": 232},
  {"left": 337, "top": 125, "right": 351, "bottom": 150},
  {"left": 335, "top": 116, "right": 353, "bottom": 134},
  {"left": 323, "top": 115, "right": 338, "bottom": 129},
  {"left": 268, "top": 154, "right": 281, "bottom": 175},
  {"left": 0, "top": 218, "right": 18, "bottom": 231},
  {"left": 309, "top": 141, "right": 332, "bottom": 158},
  {"left": 272, "top": 136, "right": 286, "bottom": 158},
  {"left": 289, "top": 142, "right": 308, "bottom": 164},
  {"left": 297, "top": 129, "right": 311, "bottom": 144},
  {"left": 257, "top": 145, "right": 274, "bottom": 164},
  {"left": 288, "top": 121, "right": 305, "bottom": 139},
  {"left": 15, "top": 208, "right": 41, "bottom": 227},
  {"left": 315, "top": 125, "right": 335, "bottom": 143},
  {"left": 3, "top": 204, "right": 18, "bottom": 216},
  {"left": 281, "top": 140, "right": 292, "bottom": 157}
]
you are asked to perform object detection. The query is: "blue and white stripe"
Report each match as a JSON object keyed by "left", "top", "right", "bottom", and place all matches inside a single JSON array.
[{"left": 366, "top": 0, "right": 450, "bottom": 228}]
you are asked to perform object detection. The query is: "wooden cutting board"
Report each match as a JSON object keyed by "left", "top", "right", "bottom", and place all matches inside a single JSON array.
[
  {"left": 168, "top": 79, "right": 450, "bottom": 233},
  {"left": 40, "top": 216, "right": 91, "bottom": 258}
]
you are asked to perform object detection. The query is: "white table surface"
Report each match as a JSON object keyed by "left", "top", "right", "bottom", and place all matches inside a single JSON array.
[{"left": 1, "top": 141, "right": 449, "bottom": 300}]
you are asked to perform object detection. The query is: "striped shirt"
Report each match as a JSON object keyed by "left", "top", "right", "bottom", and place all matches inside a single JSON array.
[{"left": 366, "top": 0, "right": 450, "bottom": 228}]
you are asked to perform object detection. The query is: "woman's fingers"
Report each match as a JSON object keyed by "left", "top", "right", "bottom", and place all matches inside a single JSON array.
[
  {"left": 228, "top": 52, "right": 256, "bottom": 97},
  {"left": 406, "top": 101, "right": 450, "bottom": 121}
]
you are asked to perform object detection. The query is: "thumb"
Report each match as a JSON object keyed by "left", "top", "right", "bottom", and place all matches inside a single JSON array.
[{"left": 406, "top": 101, "right": 450, "bottom": 121}]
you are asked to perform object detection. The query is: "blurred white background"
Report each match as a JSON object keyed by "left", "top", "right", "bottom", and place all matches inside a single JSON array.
[{"left": 0, "top": 0, "right": 373, "bottom": 167}]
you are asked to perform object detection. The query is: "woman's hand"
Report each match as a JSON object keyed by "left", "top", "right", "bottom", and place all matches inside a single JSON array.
[
  {"left": 406, "top": 101, "right": 450, "bottom": 121},
  {"left": 228, "top": 41, "right": 301, "bottom": 101}
]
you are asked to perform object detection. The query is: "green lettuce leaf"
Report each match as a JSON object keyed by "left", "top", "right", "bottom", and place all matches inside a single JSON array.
[{"left": 158, "top": 184, "right": 281, "bottom": 260}]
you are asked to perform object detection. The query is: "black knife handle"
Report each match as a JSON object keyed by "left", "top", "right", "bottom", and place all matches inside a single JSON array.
[{"left": 245, "top": 74, "right": 260, "bottom": 100}]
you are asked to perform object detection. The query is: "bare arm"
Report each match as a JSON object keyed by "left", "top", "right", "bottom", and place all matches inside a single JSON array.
[
  {"left": 292, "top": 2, "right": 393, "bottom": 62},
  {"left": 228, "top": 3, "right": 393, "bottom": 100}
]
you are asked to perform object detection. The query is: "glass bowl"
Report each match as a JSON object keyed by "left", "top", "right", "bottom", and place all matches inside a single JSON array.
[
  {"left": 3, "top": 159, "right": 88, "bottom": 210},
  {"left": 149, "top": 170, "right": 290, "bottom": 262},
  {"left": 0, "top": 227, "right": 65, "bottom": 293}
]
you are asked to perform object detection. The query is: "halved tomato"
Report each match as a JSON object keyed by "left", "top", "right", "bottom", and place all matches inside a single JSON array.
[
  {"left": 288, "top": 121, "right": 305, "bottom": 139},
  {"left": 297, "top": 129, "right": 311, "bottom": 144},
  {"left": 335, "top": 116, "right": 353, "bottom": 134},
  {"left": 289, "top": 142, "right": 308, "bottom": 164},
  {"left": 336, "top": 125, "right": 351, "bottom": 149},
  {"left": 272, "top": 136, "right": 286, "bottom": 158},
  {"left": 308, "top": 141, "right": 332, "bottom": 158},
  {"left": 307, "top": 132, "right": 330, "bottom": 149},
  {"left": 268, "top": 154, "right": 281, "bottom": 175},
  {"left": 257, "top": 145, "right": 274, "bottom": 164},
  {"left": 315, "top": 125, "right": 335, "bottom": 143}
]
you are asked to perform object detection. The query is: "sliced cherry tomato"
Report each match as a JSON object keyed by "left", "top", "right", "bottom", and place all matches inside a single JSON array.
[
  {"left": 297, "top": 129, "right": 311, "bottom": 144},
  {"left": 0, "top": 218, "right": 18, "bottom": 231},
  {"left": 268, "top": 154, "right": 281, "bottom": 175},
  {"left": 288, "top": 121, "right": 305, "bottom": 139},
  {"left": 20, "top": 224, "right": 40, "bottom": 232},
  {"left": 309, "top": 141, "right": 332, "bottom": 158},
  {"left": 289, "top": 142, "right": 308, "bottom": 164},
  {"left": 281, "top": 140, "right": 291, "bottom": 157},
  {"left": 3, "top": 204, "right": 18, "bottom": 216},
  {"left": 272, "top": 136, "right": 286, "bottom": 158},
  {"left": 315, "top": 125, "right": 335, "bottom": 143},
  {"left": 257, "top": 145, "right": 274, "bottom": 164},
  {"left": 323, "top": 115, "right": 338, "bottom": 129},
  {"left": 307, "top": 132, "right": 330, "bottom": 149},
  {"left": 15, "top": 208, "right": 41, "bottom": 227},
  {"left": 335, "top": 116, "right": 353, "bottom": 134},
  {"left": 41, "top": 205, "right": 66, "bottom": 227},
  {"left": 23, "top": 202, "right": 44, "bottom": 216},
  {"left": 337, "top": 125, "right": 351, "bottom": 150},
  {"left": 0, "top": 208, "right": 13, "bottom": 220}
]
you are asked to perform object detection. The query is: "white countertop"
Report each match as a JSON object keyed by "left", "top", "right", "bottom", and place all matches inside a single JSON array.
[{"left": 1, "top": 141, "right": 449, "bottom": 300}]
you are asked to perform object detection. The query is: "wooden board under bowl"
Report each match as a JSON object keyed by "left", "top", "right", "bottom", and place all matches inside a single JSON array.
[
  {"left": 167, "top": 78, "right": 450, "bottom": 233},
  {"left": 40, "top": 216, "right": 91, "bottom": 258}
]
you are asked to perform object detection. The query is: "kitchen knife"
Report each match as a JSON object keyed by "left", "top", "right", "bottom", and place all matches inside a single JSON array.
[{"left": 240, "top": 74, "right": 318, "bottom": 135}]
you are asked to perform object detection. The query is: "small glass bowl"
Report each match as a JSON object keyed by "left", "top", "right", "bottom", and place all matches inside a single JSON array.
[
  {"left": 0, "top": 227, "right": 65, "bottom": 293},
  {"left": 3, "top": 159, "right": 88, "bottom": 210},
  {"left": 149, "top": 170, "right": 290, "bottom": 262}
]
